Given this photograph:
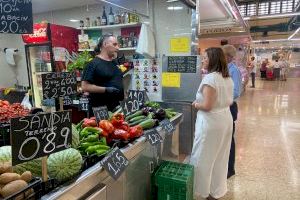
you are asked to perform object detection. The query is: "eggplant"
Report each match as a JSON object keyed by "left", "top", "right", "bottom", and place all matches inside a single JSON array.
[{"left": 153, "top": 108, "right": 166, "bottom": 121}]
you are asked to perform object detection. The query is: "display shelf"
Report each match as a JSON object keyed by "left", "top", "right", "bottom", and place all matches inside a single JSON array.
[
  {"left": 77, "top": 22, "right": 141, "bottom": 30},
  {"left": 78, "top": 47, "right": 136, "bottom": 52},
  {"left": 41, "top": 113, "right": 183, "bottom": 200}
]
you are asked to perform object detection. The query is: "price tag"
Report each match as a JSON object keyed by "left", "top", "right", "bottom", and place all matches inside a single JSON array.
[
  {"left": 63, "top": 96, "right": 72, "bottom": 106},
  {"left": 10, "top": 111, "right": 72, "bottom": 166},
  {"left": 0, "top": 1, "right": 33, "bottom": 34},
  {"left": 144, "top": 129, "right": 163, "bottom": 146},
  {"left": 160, "top": 119, "right": 176, "bottom": 135},
  {"left": 79, "top": 97, "right": 89, "bottom": 111},
  {"left": 93, "top": 106, "right": 109, "bottom": 124},
  {"left": 42, "top": 72, "right": 77, "bottom": 100},
  {"left": 100, "top": 147, "right": 129, "bottom": 180},
  {"left": 120, "top": 96, "right": 140, "bottom": 116},
  {"left": 128, "top": 90, "right": 147, "bottom": 103}
]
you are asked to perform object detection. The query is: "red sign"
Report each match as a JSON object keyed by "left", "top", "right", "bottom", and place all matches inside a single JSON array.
[{"left": 22, "top": 23, "right": 49, "bottom": 43}]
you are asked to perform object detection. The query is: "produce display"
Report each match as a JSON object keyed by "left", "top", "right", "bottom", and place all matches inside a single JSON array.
[
  {"left": 0, "top": 101, "right": 30, "bottom": 123},
  {"left": 0, "top": 162, "right": 33, "bottom": 199},
  {"left": 0, "top": 146, "right": 82, "bottom": 182},
  {"left": 0, "top": 101, "right": 179, "bottom": 198}
]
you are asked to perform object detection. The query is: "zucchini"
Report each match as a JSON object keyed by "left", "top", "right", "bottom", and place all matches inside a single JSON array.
[
  {"left": 113, "top": 107, "right": 123, "bottom": 115},
  {"left": 138, "top": 119, "right": 156, "bottom": 130},
  {"left": 125, "top": 110, "right": 143, "bottom": 121},
  {"left": 129, "top": 118, "right": 147, "bottom": 127},
  {"left": 129, "top": 115, "right": 146, "bottom": 123}
]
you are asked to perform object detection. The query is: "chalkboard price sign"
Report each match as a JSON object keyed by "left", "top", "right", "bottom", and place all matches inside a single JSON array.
[
  {"left": 79, "top": 97, "right": 89, "bottom": 111},
  {"left": 10, "top": 111, "right": 72, "bottom": 166},
  {"left": 128, "top": 90, "right": 147, "bottom": 104},
  {"left": 145, "top": 129, "right": 163, "bottom": 146},
  {"left": 93, "top": 106, "right": 109, "bottom": 124},
  {"left": 120, "top": 96, "right": 140, "bottom": 116},
  {"left": 100, "top": 147, "right": 129, "bottom": 180},
  {"left": 160, "top": 119, "right": 176, "bottom": 135},
  {"left": 0, "top": 0, "right": 33, "bottom": 34},
  {"left": 167, "top": 56, "right": 197, "bottom": 73},
  {"left": 63, "top": 96, "right": 72, "bottom": 106},
  {"left": 42, "top": 72, "right": 77, "bottom": 100}
]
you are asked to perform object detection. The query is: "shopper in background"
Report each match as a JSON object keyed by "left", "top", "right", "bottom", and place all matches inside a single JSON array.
[
  {"left": 190, "top": 48, "right": 233, "bottom": 200},
  {"left": 280, "top": 58, "right": 289, "bottom": 81},
  {"left": 81, "top": 34, "right": 124, "bottom": 114},
  {"left": 222, "top": 45, "right": 242, "bottom": 179},
  {"left": 260, "top": 59, "right": 268, "bottom": 79},
  {"left": 248, "top": 56, "right": 256, "bottom": 88},
  {"left": 273, "top": 59, "right": 280, "bottom": 80}
]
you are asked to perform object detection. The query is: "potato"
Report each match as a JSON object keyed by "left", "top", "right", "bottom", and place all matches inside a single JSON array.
[
  {"left": 0, "top": 173, "right": 21, "bottom": 184},
  {"left": 0, "top": 162, "right": 12, "bottom": 174},
  {"left": 21, "top": 171, "right": 32, "bottom": 183},
  {"left": 0, "top": 180, "right": 28, "bottom": 198}
]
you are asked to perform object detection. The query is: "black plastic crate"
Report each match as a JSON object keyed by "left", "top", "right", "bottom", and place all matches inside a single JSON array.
[{"left": 0, "top": 177, "right": 42, "bottom": 200}]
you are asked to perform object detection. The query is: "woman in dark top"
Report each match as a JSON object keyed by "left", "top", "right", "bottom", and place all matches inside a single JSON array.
[{"left": 81, "top": 34, "right": 124, "bottom": 112}]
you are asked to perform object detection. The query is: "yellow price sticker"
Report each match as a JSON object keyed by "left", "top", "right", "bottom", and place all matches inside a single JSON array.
[
  {"left": 170, "top": 37, "right": 190, "bottom": 53},
  {"left": 162, "top": 73, "right": 181, "bottom": 88}
]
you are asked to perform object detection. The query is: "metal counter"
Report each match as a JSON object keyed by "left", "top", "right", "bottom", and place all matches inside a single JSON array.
[{"left": 41, "top": 113, "right": 183, "bottom": 200}]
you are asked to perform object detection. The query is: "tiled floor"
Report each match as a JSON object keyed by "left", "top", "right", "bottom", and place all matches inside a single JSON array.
[{"left": 222, "top": 78, "right": 300, "bottom": 200}]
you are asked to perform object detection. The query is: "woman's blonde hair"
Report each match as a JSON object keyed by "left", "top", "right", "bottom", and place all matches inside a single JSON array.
[{"left": 222, "top": 45, "right": 237, "bottom": 58}]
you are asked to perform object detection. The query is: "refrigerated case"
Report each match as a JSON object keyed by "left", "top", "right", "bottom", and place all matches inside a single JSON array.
[{"left": 22, "top": 23, "right": 80, "bottom": 107}]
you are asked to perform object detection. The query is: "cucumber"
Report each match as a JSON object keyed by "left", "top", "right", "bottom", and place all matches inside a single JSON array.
[
  {"left": 113, "top": 107, "right": 123, "bottom": 115},
  {"left": 129, "top": 115, "right": 146, "bottom": 123},
  {"left": 138, "top": 119, "right": 156, "bottom": 130},
  {"left": 129, "top": 118, "right": 147, "bottom": 127},
  {"left": 125, "top": 110, "right": 143, "bottom": 121}
]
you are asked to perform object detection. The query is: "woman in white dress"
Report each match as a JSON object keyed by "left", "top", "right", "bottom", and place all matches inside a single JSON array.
[{"left": 190, "top": 48, "right": 234, "bottom": 200}]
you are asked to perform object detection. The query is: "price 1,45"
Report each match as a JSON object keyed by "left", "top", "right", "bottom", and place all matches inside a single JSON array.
[{"left": 100, "top": 147, "right": 129, "bottom": 180}]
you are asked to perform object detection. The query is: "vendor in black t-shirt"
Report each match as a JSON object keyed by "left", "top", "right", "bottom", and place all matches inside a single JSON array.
[{"left": 82, "top": 34, "right": 124, "bottom": 112}]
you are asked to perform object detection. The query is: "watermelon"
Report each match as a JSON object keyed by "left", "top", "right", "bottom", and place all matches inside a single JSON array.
[
  {"left": 47, "top": 148, "right": 82, "bottom": 182},
  {"left": 14, "top": 159, "right": 42, "bottom": 177},
  {"left": 0, "top": 146, "right": 11, "bottom": 162},
  {"left": 72, "top": 124, "right": 80, "bottom": 148}
]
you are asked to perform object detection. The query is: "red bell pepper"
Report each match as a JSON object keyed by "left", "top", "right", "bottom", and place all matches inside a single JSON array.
[
  {"left": 82, "top": 118, "right": 97, "bottom": 128},
  {"left": 111, "top": 113, "right": 125, "bottom": 127},
  {"left": 119, "top": 121, "right": 129, "bottom": 131},
  {"left": 129, "top": 125, "right": 143, "bottom": 139},
  {"left": 99, "top": 120, "right": 115, "bottom": 134},
  {"left": 112, "top": 129, "right": 130, "bottom": 141}
]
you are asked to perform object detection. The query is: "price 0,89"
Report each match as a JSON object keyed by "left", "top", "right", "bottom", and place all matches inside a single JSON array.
[{"left": 18, "top": 127, "right": 71, "bottom": 162}]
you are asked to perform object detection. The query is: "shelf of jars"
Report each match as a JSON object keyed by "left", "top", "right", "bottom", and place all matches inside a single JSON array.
[
  {"left": 77, "top": 22, "right": 141, "bottom": 30},
  {"left": 78, "top": 47, "right": 136, "bottom": 52}
]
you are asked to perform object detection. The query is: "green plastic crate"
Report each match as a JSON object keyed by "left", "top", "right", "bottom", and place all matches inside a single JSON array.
[{"left": 154, "top": 161, "right": 194, "bottom": 200}]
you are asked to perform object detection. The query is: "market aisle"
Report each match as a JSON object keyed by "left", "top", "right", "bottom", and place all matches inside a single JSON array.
[{"left": 222, "top": 78, "right": 300, "bottom": 200}]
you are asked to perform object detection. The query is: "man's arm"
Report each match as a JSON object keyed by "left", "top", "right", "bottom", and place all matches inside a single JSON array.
[
  {"left": 231, "top": 69, "right": 241, "bottom": 100},
  {"left": 81, "top": 81, "right": 106, "bottom": 93}
]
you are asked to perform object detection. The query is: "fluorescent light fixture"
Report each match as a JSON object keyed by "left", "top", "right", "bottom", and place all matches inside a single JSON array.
[
  {"left": 167, "top": 6, "right": 183, "bottom": 10},
  {"left": 252, "top": 38, "right": 300, "bottom": 43},
  {"left": 288, "top": 27, "right": 300, "bottom": 40},
  {"left": 244, "top": 12, "right": 300, "bottom": 20},
  {"left": 166, "top": 0, "right": 179, "bottom": 2},
  {"left": 69, "top": 19, "right": 80, "bottom": 22}
]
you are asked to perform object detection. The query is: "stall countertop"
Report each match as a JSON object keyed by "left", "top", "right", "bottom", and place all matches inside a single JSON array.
[{"left": 41, "top": 113, "right": 183, "bottom": 200}]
